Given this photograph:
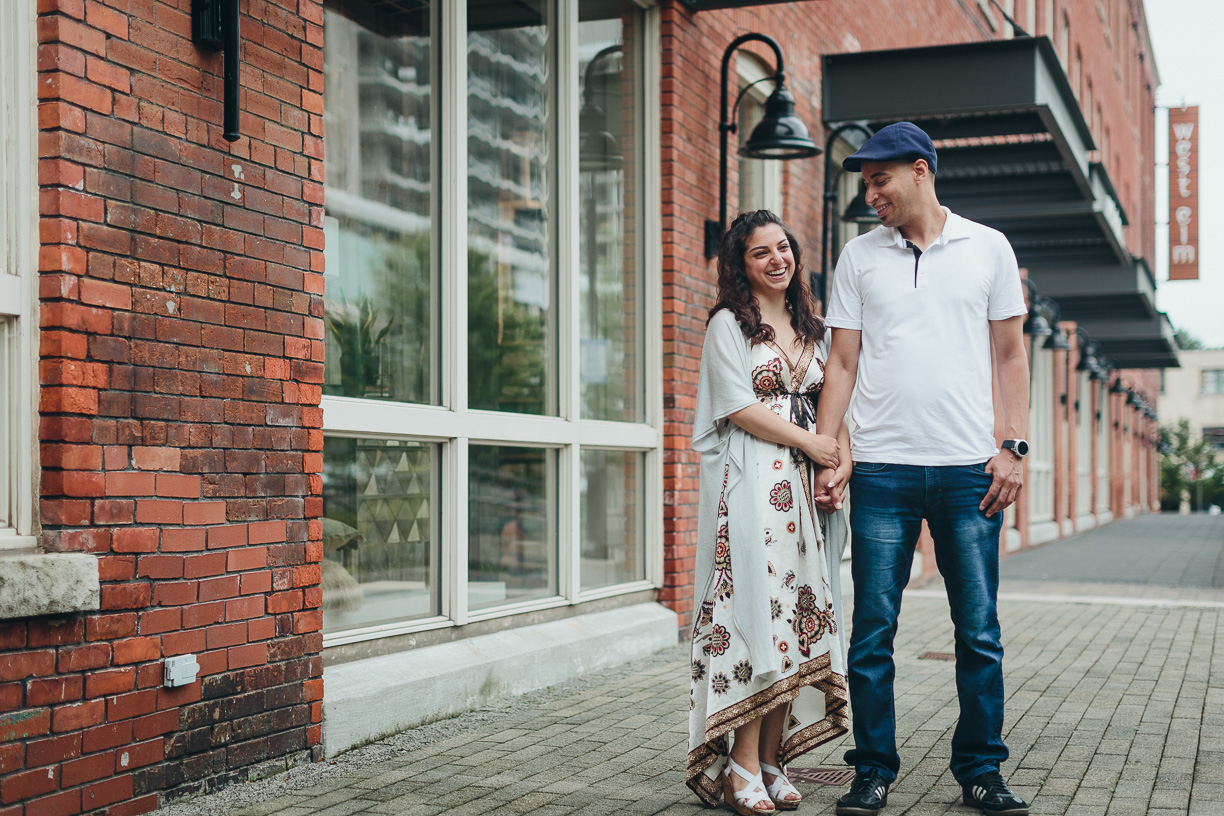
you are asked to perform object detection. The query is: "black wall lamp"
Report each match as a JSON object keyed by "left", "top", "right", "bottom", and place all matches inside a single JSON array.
[
  {"left": 193, "top": 0, "right": 241, "bottom": 142},
  {"left": 704, "top": 33, "right": 821, "bottom": 258},
  {"left": 1074, "top": 328, "right": 1111, "bottom": 382},
  {"left": 818, "top": 123, "right": 875, "bottom": 308},
  {"left": 579, "top": 45, "right": 624, "bottom": 172}
]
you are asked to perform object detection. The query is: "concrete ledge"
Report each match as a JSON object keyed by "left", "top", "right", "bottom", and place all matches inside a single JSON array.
[
  {"left": 322, "top": 601, "right": 679, "bottom": 758},
  {"left": 0, "top": 554, "right": 100, "bottom": 619}
]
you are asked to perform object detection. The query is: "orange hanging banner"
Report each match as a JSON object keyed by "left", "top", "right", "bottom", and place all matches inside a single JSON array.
[{"left": 1168, "top": 106, "right": 1199, "bottom": 280}]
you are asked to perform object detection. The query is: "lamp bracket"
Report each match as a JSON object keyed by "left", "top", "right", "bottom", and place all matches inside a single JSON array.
[{"left": 192, "top": 0, "right": 241, "bottom": 142}]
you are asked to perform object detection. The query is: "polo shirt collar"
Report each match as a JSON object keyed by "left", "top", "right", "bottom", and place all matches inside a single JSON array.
[{"left": 873, "top": 207, "right": 970, "bottom": 249}]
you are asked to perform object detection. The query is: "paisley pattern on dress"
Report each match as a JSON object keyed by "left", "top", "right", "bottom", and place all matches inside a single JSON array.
[
  {"left": 789, "top": 583, "right": 837, "bottom": 658},
  {"left": 688, "top": 336, "right": 849, "bottom": 807}
]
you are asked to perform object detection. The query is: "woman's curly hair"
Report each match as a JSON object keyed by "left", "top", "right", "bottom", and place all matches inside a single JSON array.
[{"left": 707, "top": 209, "right": 825, "bottom": 345}]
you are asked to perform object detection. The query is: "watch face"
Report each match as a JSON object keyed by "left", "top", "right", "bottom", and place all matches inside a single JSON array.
[
  {"left": 1005, "top": 439, "right": 1029, "bottom": 457},
  {"left": 1015, "top": 439, "right": 1029, "bottom": 456}
]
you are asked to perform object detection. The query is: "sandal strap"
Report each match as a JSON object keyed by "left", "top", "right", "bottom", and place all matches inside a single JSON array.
[
  {"left": 725, "top": 758, "right": 773, "bottom": 809},
  {"left": 760, "top": 763, "right": 800, "bottom": 800}
]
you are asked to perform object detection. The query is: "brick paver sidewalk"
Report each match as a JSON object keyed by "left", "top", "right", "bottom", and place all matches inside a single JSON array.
[{"left": 158, "top": 514, "right": 1224, "bottom": 816}]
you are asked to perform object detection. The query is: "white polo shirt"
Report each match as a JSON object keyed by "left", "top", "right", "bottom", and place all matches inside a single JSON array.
[{"left": 825, "top": 209, "right": 1027, "bottom": 466}]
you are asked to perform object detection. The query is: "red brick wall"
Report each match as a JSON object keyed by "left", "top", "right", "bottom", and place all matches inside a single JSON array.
[
  {"left": 658, "top": 0, "right": 996, "bottom": 629},
  {"left": 659, "top": 0, "right": 1161, "bottom": 615},
  {"left": 1, "top": 0, "right": 327, "bottom": 812}
]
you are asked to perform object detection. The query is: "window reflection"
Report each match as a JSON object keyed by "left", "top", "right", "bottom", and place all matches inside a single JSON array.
[
  {"left": 469, "top": 445, "right": 556, "bottom": 609},
  {"left": 579, "top": 3, "right": 642, "bottom": 422},
  {"left": 322, "top": 437, "right": 439, "bottom": 631},
  {"left": 467, "top": 0, "right": 556, "bottom": 415},
  {"left": 581, "top": 449, "right": 644, "bottom": 591},
  {"left": 323, "top": 5, "right": 438, "bottom": 405}
]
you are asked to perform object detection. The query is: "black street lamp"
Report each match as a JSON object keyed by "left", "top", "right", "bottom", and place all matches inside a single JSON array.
[
  {"left": 704, "top": 33, "right": 821, "bottom": 258},
  {"left": 818, "top": 123, "right": 875, "bottom": 309}
]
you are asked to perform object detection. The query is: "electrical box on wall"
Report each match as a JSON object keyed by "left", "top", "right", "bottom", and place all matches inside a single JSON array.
[{"left": 164, "top": 654, "right": 200, "bottom": 688}]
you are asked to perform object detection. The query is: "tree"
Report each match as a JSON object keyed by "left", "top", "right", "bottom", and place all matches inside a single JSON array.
[
  {"left": 1160, "top": 419, "right": 1221, "bottom": 511},
  {"left": 1174, "top": 327, "right": 1204, "bottom": 350}
]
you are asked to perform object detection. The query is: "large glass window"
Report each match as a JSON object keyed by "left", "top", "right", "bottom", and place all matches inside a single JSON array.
[
  {"left": 1201, "top": 369, "right": 1224, "bottom": 395},
  {"left": 321, "top": 0, "right": 656, "bottom": 642},
  {"left": 322, "top": 438, "right": 440, "bottom": 629},
  {"left": 581, "top": 449, "right": 644, "bottom": 591},
  {"left": 579, "top": 8, "right": 643, "bottom": 422},
  {"left": 469, "top": 445, "right": 556, "bottom": 609},
  {"left": 467, "top": 0, "right": 556, "bottom": 415},
  {"left": 323, "top": 4, "right": 438, "bottom": 405}
]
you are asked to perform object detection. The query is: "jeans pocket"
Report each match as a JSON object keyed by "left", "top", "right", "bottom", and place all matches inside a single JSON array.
[
  {"left": 960, "top": 461, "right": 989, "bottom": 474},
  {"left": 853, "top": 461, "right": 889, "bottom": 473}
]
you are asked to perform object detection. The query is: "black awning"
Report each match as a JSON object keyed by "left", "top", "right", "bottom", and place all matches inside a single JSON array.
[
  {"left": 1076, "top": 311, "right": 1180, "bottom": 370},
  {"left": 1028, "top": 257, "right": 1156, "bottom": 324},
  {"left": 822, "top": 37, "right": 1128, "bottom": 269}
]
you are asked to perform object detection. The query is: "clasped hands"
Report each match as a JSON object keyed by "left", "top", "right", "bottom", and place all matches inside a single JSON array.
[{"left": 803, "top": 433, "right": 849, "bottom": 512}]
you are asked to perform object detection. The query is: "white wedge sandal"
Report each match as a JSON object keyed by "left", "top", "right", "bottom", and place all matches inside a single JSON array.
[
  {"left": 723, "top": 757, "right": 776, "bottom": 816},
  {"left": 760, "top": 763, "right": 802, "bottom": 810}
]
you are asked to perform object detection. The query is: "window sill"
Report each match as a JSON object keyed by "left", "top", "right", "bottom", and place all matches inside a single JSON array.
[{"left": 0, "top": 553, "right": 100, "bottom": 620}]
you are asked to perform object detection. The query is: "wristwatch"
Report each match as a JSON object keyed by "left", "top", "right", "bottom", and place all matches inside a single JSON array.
[{"left": 1000, "top": 439, "right": 1029, "bottom": 459}]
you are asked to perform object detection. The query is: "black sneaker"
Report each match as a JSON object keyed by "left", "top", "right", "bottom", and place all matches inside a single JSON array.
[
  {"left": 835, "top": 767, "right": 890, "bottom": 815},
  {"left": 962, "top": 769, "right": 1029, "bottom": 815}
]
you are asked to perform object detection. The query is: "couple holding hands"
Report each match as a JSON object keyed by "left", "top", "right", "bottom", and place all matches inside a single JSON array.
[{"left": 686, "top": 123, "right": 1032, "bottom": 816}]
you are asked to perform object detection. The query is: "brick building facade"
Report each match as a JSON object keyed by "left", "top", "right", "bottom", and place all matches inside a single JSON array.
[{"left": 0, "top": 0, "right": 1169, "bottom": 813}]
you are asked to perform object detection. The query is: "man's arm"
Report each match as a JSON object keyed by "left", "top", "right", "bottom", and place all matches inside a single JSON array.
[
  {"left": 980, "top": 315, "right": 1029, "bottom": 516},
  {"left": 815, "top": 328, "right": 860, "bottom": 441},
  {"left": 812, "top": 329, "right": 861, "bottom": 508}
]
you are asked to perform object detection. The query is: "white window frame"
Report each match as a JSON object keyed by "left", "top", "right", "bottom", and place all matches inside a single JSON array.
[
  {"left": 1075, "top": 371, "right": 1093, "bottom": 523},
  {"left": 320, "top": 0, "right": 662, "bottom": 648},
  {"left": 0, "top": 0, "right": 38, "bottom": 550},
  {"left": 1028, "top": 346, "right": 1057, "bottom": 542}
]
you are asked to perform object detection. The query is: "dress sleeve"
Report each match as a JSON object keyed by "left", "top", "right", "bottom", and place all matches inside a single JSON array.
[{"left": 692, "top": 310, "right": 758, "bottom": 453}]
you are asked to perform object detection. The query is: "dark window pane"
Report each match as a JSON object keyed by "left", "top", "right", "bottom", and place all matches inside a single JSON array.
[
  {"left": 322, "top": 436, "right": 439, "bottom": 631},
  {"left": 579, "top": 3, "right": 642, "bottom": 421},
  {"left": 580, "top": 449, "right": 644, "bottom": 591},
  {"left": 468, "top": 445, "right": 556, "bottom": 609},
  {"left": 323, "top": 5, "right": 438, "bottom": 404},
  {"left": 466, "top": 0, "right": 556, "bottom": 415}
]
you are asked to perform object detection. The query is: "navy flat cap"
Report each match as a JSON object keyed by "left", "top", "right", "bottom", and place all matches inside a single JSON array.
[{"left": 842, "top": 122, "right": 938, "bottom": 174}]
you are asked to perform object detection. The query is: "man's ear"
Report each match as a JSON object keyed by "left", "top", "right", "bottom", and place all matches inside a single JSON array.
[{"left": 912, "top": 159, "right": 931, "bottom": 184}]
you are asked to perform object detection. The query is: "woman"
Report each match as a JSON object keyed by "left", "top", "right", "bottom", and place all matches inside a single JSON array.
[{"left": 687, "top": 211, "right": 852, "bottom": 815}]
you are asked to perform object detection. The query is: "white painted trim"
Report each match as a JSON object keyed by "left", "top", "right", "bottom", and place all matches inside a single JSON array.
[
  {"left": 0, "top": 276, "right": 21, "bottom": 318},
  {"left": 322, "top": 615, "right": 453, "bottom": 649},
  {"left": 320, "top": 397, "right": 658, "bottom": 449},
  {"left": 0, "top": 0, "right": 38, "bottom": 540},
  {"left": 641, "top": 5, "right": 665, "bottom": 590}
]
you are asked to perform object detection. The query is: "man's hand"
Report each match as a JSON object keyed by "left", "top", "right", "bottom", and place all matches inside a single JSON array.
[{"left": 979, "top": 452, "right": 1023, "bottom": 517}]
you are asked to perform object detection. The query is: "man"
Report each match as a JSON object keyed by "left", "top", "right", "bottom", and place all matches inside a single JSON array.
[{"left": 812, "top": 122, "right": 1031, "bottom": 816}]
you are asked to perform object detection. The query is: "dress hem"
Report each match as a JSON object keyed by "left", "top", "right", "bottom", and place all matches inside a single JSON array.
[{"left": 685, "top": 654, "right": 849, "bottom": 807}]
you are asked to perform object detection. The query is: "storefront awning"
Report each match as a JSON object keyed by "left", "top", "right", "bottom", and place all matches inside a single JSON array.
[
  {"left": 1075, "top": 311, "right": 1180, "bottom": 370},
  {"left": 1028, "top": 258, "right": 1156, "bottom": 324},
  {"left": 822, "top": 37, "right": 1128, "bottom": 269}
]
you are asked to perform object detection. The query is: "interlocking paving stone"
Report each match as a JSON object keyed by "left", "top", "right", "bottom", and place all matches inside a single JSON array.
[{"left": 154, "top": 514, "right": 1223, "bottom": 815}]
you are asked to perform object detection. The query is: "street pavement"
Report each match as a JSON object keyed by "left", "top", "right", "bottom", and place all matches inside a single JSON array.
[{"left": 157, "top": 513, "right": 1224, "bottom": 816}]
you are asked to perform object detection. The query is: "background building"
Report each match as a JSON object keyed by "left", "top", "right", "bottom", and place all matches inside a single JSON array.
[{"left": 0, "top": 0, "right": 1171, "bottom": 812}]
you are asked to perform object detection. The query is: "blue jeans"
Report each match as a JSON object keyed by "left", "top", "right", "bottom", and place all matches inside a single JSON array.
[{"left": 844, "top": 462, "right": 1007, "bottom": 784}]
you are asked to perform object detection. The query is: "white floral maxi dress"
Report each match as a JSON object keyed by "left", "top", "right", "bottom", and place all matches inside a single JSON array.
[{"left": 686, "top": 338, "right": 849, "bottom": 806}]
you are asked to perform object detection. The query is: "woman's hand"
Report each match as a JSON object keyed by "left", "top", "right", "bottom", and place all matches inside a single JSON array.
[
  {"left": 803, "top": 433, "right": 840, "bottom": 469},
  {"left": 812, "top": 461, "right": 850, "bottom": 512}
]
